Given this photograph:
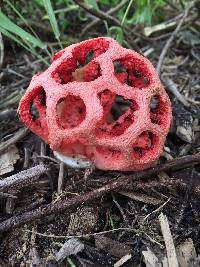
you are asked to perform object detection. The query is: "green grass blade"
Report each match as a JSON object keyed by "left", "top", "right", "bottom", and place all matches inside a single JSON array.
[
  {"left": 0, "top": 26, "right": 33, "bottom": 51},
  {"left": 5, "top": 0, "right": 39, "bottom": 38},
  {"left": 121, "top": 0, "right": 134, "bottom": 26},
  {"left": 42, "top": 0, "right": 61, "bottom": 43},
  {"left": 0, "top": 10, "right": 45, "bottom": 49},
  {"left": 0, "top": 27, "right": 49, "bottom": 66}
]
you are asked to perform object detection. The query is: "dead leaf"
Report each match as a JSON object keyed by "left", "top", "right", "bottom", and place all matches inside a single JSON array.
[{"left": 95, "top": 235, "right": 132, "bottom": 258}]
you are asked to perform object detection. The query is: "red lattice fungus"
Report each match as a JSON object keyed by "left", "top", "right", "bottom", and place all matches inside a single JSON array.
[{"left": 18, "top": 37, "right": 172, "bottom": 171}]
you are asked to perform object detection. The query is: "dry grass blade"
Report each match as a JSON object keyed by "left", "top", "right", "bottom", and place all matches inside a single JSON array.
[
  {"left": 159, "top": 213, "right": 179, "bottom": 267},
  {"left": 114, "top": 254, "right": 132, "bottom": 267}
]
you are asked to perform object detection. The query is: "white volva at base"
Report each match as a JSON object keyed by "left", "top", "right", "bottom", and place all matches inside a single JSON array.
[{"left": 53, "top": 151, "right": 92, "bottom": 168}]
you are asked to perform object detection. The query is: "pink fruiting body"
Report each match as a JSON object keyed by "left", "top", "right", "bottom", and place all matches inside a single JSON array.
[{"left": 18, "top": 37, "right": 172, "bottom": 171}]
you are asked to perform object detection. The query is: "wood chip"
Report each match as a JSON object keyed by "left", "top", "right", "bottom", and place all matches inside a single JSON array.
[
  {"left": 159, "top": 213, "right": 179, "bottom": 267},
  {"left": 95, "top": 235, "right": 133, "bottom": 258}
]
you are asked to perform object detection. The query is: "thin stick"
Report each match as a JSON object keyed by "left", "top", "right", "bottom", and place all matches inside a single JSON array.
[
  {"left": 57, "top": 162, "right": 65, "bottom": 194},
  {"left": 143, "top": 198, "right": 171, "bottom": 222},
  {"left": 80, "top": 0, "right": 129, "bottom": 38},
  {"left": 74, "top": 0, "right": 139, "bottom": 51},
  {"left": 0, "top": 164, "right": 49, "bottom": 191},
  {"left": 156, "top": 8, "right": 189, "bottom": 75},
  {"left": 24, "top": 227, "right": 135, "bottom": 239},
  {"left": 0, "top": 32, "right": 4, "bottom": 69},
  {"left": 74, "top": 0, "right": 122, "bottom": 28},
  {"left": 0, "top": 128, "right": 30, "bottom": 154},
  {"left": 0, "top": 152, "right": 200, "bottom": 232}
]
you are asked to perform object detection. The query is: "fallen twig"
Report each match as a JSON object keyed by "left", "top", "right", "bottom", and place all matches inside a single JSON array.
[
  {"left": 0, "top": 108, "right": 17, "bottom": 121},
  {"left": 0, "top": 152, "right": 200, "bottom": 232},
  {"left": 0, "top": 128, "right": 30, "bottom": 154},
  {"left": 73, "top": 0, "right": 122, "bottom": 29},
  {"left": 80, "top": 0, "right": 129, "bottom": 38},
  {"left": 163, "top": 77, "right": 190, "bottom": 107},
  {"left": 0, "top": 164, "right": 49, "bottom": 191},
  {"left": 156, "top": 7, "right": 190, "bottom": 75},
  {"left": 163, "top": 77, "right": 200, "bottom": 107},
  {"left": 74, "top": 0, "right": 139, "bottom": 51}
]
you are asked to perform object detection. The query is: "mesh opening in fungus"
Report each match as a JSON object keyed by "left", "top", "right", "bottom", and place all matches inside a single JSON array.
[
  {"left": 132, "top": 131, "right": 158, "bottom": 159},
  {"left": 72, "top": 38, "right": 109, "bottom": 65},
  {"left": 150, "top": 95, "right": 169, "bottom": 127},
  {"left": 30, "top": 101, "right": 40, "bottom": 121},
  {"left": 52, "top": 38, "right": 109, "bottom": 84},
  {"left": 56, "top": 95, "right": 86, "bottom": 129},
  {"left": 96, "top": 90, "right": 139, "bottom": 137},
  {"left": 30, "top": 87, "right": 46, "bottom": 125},
  {"left": 113, "top": 56, "right": 152, "bottom": 89}
]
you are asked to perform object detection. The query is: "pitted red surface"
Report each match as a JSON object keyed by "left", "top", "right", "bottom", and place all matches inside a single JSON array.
[{"left": 18, "top": 37, "right": 172, "bottom": 171}]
